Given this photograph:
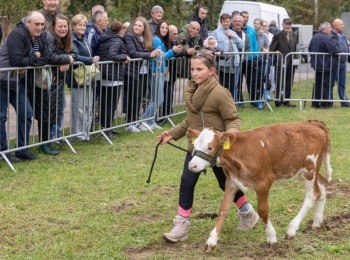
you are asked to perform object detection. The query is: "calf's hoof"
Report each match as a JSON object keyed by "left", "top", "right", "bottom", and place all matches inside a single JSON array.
[
  {"left": 285, "top": 233, "right": 295, "bottom": 240},
  {"left": 204, "top": 244, "right": 216, "bottom": 253}
]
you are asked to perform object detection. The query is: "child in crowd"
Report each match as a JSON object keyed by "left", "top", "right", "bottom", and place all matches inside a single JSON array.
[{"left": 203, "top": 36, "right": 222, "bottom": 56}]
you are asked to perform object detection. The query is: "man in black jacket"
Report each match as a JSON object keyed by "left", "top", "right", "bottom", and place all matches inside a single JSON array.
[
  {"left": 188, "top": 5, "right": 209, "bottom": 42},
  {"left": 0, "top": 11, "right": 47, "bottom": 162}
]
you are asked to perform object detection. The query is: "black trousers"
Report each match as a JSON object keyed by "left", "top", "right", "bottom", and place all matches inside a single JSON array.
[
  {"left": 179, "top": 152, "right": 245, "bottom": 210},
  {"left": 100, "top": 86, "right": 121, "bottom": 128}
]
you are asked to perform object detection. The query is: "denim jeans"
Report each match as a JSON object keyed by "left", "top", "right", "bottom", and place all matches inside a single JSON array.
[
  {"left": 142, "top": 73, "right": 164, "bottom": 125},
  {"left": 331, "top": 62, "right": 348, "bottom": 102},
  {"left": 0, "top": 80, "right": 33, "bottom": 153}
]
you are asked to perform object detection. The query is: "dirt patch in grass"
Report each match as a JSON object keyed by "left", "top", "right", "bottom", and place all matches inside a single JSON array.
[
  {"left": 327, "top": 180, "right": 350, "bottom": 198},
  {"left": 123, "top": 180, "right": 350, "bottom": 259}
]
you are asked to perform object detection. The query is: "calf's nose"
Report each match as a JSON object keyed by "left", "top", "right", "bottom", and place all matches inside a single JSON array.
[{"left": 188, "top": 161, "right": 197, "bottom": 171}]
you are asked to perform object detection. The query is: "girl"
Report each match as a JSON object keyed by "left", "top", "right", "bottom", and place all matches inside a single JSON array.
[
  {"left": 123, "top": 16, "right": 161, "bottom": 133},
  {"left": 159, "top": 52, "right": 258, "bottom": 243},
  {"left": 141, "top": 20, "right": 182, "bottom": 130},
  {"left": 203, "top": 36, "right": 222, "bottom": 56}
]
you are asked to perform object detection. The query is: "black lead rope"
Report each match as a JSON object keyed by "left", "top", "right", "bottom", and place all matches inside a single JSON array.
[
  {"left": 147, "top": 140, "right": 207, "bottom": 183},
  {"left": 147, "top": 140, "right": 163, "bottom": 183}
]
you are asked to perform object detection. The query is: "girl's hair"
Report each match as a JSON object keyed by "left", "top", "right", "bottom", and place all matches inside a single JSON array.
[
  {"left": 71, "top": 14, "right": 88, "bottom": 27},
  {"left": 110, "top": 20, "right": 123, "bottom": 34},
  {"left": 128, "top": 16, "right": 153, "bottom": 51},
  {"left": 191, "top": 51, "right": 218, "bottom": 80},
  {"left": 203, "top": 36, "right": 217, "bottom": 49},
  {"left": 49, "top": 13, "right": 73, "bottom": 53},
  {"left": 154, "top": 20, "right": 170, "bottom": 50}
]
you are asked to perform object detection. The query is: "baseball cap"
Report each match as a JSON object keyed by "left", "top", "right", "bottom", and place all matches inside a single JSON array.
[{"left": 283, "top": 18, "right": 292, "bottom": 24}]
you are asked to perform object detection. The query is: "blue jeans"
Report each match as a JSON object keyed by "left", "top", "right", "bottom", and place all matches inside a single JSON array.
[
  {"left": 331, "top": 62, "right": 348, "bottom": 103},
  {"left": 142, "top": 73, "right": 164, "bottom": 125},
  {"left": 0, "top": 81, "right": 33, "bottom": 153}
]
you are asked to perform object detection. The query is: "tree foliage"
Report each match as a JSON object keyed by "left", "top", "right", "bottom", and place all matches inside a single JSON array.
[{"left": 1, "top": 0, "right": 350, "bottom": 32}]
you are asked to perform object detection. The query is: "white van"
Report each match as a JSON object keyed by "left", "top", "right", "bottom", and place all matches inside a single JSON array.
[{"left": 217, "top": 1, "right": 289, "bottom": 29}]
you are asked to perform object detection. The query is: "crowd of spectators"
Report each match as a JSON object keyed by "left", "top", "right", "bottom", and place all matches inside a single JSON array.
[{"left": 1, "top": 1, "right": 350, "bottom": 164}]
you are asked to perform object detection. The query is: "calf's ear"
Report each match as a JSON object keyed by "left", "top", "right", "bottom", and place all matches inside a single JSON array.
[
  {"left": 219, "top": 132, "right": 236, "bottom": 148},
  {"left": 187, "top": 128, "right": 200, "bottom": 142},
  {"left": 186, "top": 128, "right": 200, "bottom": 144}
]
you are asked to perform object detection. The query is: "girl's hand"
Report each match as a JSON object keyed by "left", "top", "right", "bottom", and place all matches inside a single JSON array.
[{"left": 157, "top": 131, "right": 173, "bottom": 144}]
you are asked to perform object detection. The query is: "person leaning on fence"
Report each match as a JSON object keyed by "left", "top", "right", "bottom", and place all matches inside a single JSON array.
[
  {"left": 269, "top": 18, "right": 298, "bottom": 107},
  {"left": 30, "top": 13, "right": 76, "bottom": 156},
  {"left": 141, "top": 20, "right": 183, "bottom": 130},
  {"left": 0, "top": 11, "right": 48, "bottom": 162},
  {"left": 331, "top": 19, "right": 350, "bottom": 107},
  {"left": 99, "top": 20, "right": 130, "bottom": 139},
  {"left": 176, "top": 21, "right": 202, "bottom": 79},
  {"left": 309, "top": 22, "right": 340, "bottom": 109},
  {"left": 211, "top": 13, "right": 244, "bottom": 103},
  {"left": 69, "top": 14, "right": 100, "bottom": 141},
  {"left": 47, "top": 13, "right": 76, "bottom": 143},
  {"left": 157, "top": 24, "right": 183, "bottom": 125},
  {"left": 123, "top": 16, "right": 162, "bottom": 133},
  {"left": 158, "top": 51, "right": 259, "bottom": 243}
]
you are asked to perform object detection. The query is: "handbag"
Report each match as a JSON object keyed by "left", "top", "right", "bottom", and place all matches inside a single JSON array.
[
  {"left": 73, "top": 65, "right": 100, "bottom": 87},
  {"left": 35, "top": 67, "right": 53, "bottom": 90}
]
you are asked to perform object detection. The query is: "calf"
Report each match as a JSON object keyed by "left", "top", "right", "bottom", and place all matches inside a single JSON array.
[{"left": 187, "top": 120, "right": 332, "bottom": 252}]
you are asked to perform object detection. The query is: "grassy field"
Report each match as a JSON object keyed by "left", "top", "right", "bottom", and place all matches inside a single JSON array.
[{"left": 1, "top": 103, "right": 350, "bottom": 259}]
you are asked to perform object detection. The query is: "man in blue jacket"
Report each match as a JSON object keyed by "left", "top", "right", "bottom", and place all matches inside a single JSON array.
[{"left": 309, "top": 22, "right": 340, "bottom": 108}]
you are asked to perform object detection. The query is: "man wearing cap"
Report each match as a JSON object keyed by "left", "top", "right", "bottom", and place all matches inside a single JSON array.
[
  {"left": 148, "top": 5, "right": 164, "bottom": 34},
  {"left": 269, "top": 17, "right": 298, "bottom": 107}
]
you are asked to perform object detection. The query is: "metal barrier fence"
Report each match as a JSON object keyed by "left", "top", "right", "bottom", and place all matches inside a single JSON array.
[{"left": 1, "top": 51, "right": 350, "bottom": 171}]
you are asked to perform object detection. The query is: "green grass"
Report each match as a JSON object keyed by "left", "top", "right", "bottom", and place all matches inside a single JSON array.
[{"left": 1, "top": 104, "right": 350, "bottom": 259}]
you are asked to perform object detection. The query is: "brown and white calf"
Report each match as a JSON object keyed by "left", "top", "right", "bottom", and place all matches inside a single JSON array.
[{"left": 187, "top": 120, "right": 332, "bottom": 252}]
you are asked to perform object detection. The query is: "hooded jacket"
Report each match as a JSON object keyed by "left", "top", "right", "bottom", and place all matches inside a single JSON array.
[
  {"left": 168, "top": 76, "right": 240, "bottom": 150},
  {"left": 99, "top": 29, "right": 128, "bottom": 82}
]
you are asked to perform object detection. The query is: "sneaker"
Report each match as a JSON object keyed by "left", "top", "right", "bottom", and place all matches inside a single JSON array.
[
  {"left": 237, "top": 204, "right": 259, "bottom": 230},
  {"left": 125, "top": 124, "right": 141, "bottom": 133},
  {"left": 138, "top": 124, "right": 150, "bottom": 132},
  {"left": 163, "top": 215, "right": 190, "bottom": 243},
  {"left": 0, "top": 154, "right": 21, "bottom": 163},
  {"left": 149, "top": 123, "right": 163, "bottom": 130}
]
